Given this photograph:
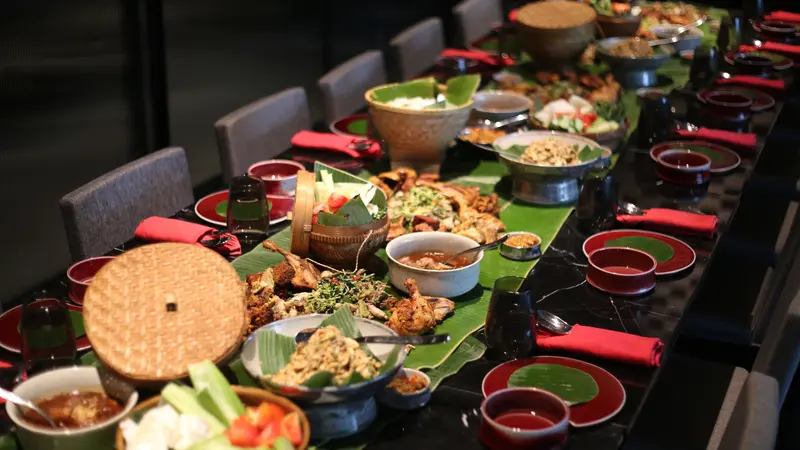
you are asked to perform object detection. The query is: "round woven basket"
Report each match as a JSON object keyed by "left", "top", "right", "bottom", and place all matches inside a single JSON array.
[
  {"left": 309, "top": 216, "right": 390, "bottom": 269},
  {"left": 515, "top": 1, "right": 597, "bottom": 68},
  {"left": 114, "top": 386, "right": 311, "bottom": 450},
  {"left": 83, "top": 243, "right": 247, "bottom": 385},
  {"left": 365, "top": 85, "right": 472, "bottom": 174}
]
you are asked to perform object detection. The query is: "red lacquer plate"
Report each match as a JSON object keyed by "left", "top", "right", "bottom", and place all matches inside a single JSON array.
[
  {"left": 583, "top": 229, "right": 696, "bottom": 276},
  {"left": 0, "top": 303, "right": 91, "bottom": 353},
  {"left": 194, "top": 191, "right": 294, "bottom": 227},
  {"left": 329, "top": 114, "right": 371, "bottom": 140},
  {"left": 650, "top": 140, "right": 741, "bottom": 174},
  {"left": 482, "top": 356, "right": 626, "bottom": 428}
]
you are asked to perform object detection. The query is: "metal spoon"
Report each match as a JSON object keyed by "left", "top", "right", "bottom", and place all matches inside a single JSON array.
[
  {"left": 295, "top": 330, "right": 450, "bottom": 345},
  {"left": 619, "top": 200, "right": 711, "bottom": 216},
  {"left": 536, "top": 311, "right": 573, "bottom": 335},
  {"left": 199, "top": 230, "right": 232, "bottom": 248},
  {"left": 649, "top": 16, "right": 708, "bottom": 46},
  {"left": 469, "top": 113, "right": 530, "bottom": 130},
  {"left": 442, "top": 235, "right": 509, "bottom": 265},
  {"left": 0, "top": 387, "right": 58, "bottom": 427}
]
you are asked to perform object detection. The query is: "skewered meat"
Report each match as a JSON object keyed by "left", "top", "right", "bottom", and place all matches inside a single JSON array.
[
  {"left": 387, "top": 279, "right": 438, "bottom": 336},
  {"left": 262, "top": 241, "right": 321, "bottom": 290}
]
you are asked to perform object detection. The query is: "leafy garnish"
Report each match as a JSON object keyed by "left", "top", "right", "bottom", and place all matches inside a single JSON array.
[
  {"left": 500, "top": 144, "right": 529, "bottom": 156},
  {"left": 578, "top": 145, "right": 605, "bottom": 162},
  {"left": 316, "top": 194, "right": 375, "bottom": 227},
  {"left": 258, "top": 329, "right": 297, "bottom": 375},
  {"left": 445, "top": 74, "right": 482, "bottom": 107},
  {"left": 594, "top": 100, "right": 626, "bottom": 123}
]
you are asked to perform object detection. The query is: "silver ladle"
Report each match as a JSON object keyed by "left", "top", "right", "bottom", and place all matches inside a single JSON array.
[
  {"left": 0, "top": 386, "right": 58, "bottom": 427},
  {"left": 442, "top": 235, "right": 509, "bottom": 265}
]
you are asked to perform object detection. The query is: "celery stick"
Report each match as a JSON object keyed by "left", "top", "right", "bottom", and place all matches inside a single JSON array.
[
  {"left": 161, "top": 383, "right": 225, "bottom": 435},
  {"left": 188, "top": 434, "right": 268, "bottom": 450},
  {"left": 189, "top": 361, "right": 246, "bottom": 425}
]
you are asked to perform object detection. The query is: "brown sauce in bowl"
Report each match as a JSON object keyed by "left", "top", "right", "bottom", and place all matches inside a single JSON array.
[
  {"left": 398, "top": 252, "right": 472, "bottom": 270},
  {"left": 23, "top": 391, "right": 123, "bottom": 429}
]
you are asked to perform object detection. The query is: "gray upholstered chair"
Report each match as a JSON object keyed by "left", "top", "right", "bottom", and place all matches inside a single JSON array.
[
  {"left": 453, "top": 0, "right": 503, "bottom": 48},
  {"left": 753, "top": 282, "right": 800, "bottom": 406},
  {"left": 716, "top": 372, "right": 780, "bottom": 450},
  {"left": 215, "top": 87, "right": 311, "bottom": 182},
  {"left": 318, "top": 50, "right": 387, "bottom": 126},
  {"left": 389, "top": 17, "right": 445, "bottom": 80},
  {"left": 59, "top": 147, "right": 194, "bottom": 260}
]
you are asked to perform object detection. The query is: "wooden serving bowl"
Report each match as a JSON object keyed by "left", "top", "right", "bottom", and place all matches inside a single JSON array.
[
  {"left": 114, "top": 386, "right": 311, "bottom": 450},
  {"left": 596, "top": 14, "right": 643, "bottom": 38},
  {"left": 310, "top": 215, "right": 390, "bottom": 269}
]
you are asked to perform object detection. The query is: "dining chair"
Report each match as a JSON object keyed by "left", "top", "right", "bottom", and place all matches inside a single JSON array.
[
  {"left": 389, "top": 17, "right": 446, "bottom": 80},
  {"left": 318, "top": 50, "right": 387, "bottom": 125},
  {"left": 453, "top": 0, "right": 503, "bottom": 48},
  {"left": 714, "top": 371, "right": 781, "bottom": 450},
  {"left": 59, "top": 147, "right": 194, "bottom": 261},
  {"left": 215, "top": 87, "right": 311, "bottom": 182}
]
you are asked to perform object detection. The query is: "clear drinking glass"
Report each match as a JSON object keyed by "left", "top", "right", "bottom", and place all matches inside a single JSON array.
[
  {"left": 485, "top": 277, "right": 536, "bottom": 361},
  {"left": 20, "top": 291, "right": 77, "bottom": 375},
  {"left": 226, "top": 175, "right": 270, "bottom": 245}
]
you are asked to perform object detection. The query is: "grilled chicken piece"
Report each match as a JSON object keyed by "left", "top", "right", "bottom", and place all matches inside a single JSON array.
[
  {"left": 271, "top": 262, "right": 295, "bottom": 287},
  {"left": 453, "top": 213, "right": 506, "bottom": 244},
  {"left": 262, "top": 241, "right": 321, "bottom": 290},
  {"left": 387, "top": 217, "right": 408, "bottom": 241},
  {"left": 471, "top": 193, "right": 501, "bottom": 215},
  {"left": 387, "top": 279, "right": 438, "bottom": 336},
  {"left": 424, "top": 296, "right": 455, "bottom": 322},
  {"left": 368, "top": 176, "right": 394, "bottom": 199}
]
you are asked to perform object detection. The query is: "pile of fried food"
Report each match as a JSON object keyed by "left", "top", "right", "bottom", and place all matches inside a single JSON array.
[
  {"left": 495, "top": 71, "right": 621, "bottom": 105},
  {"left": 368, "top": 169, "right": 505, "bottom": 244},
  {"left": 461, "top": 127, "right": 507, "bottom": 145},
  {"left": 637, "top": 2, "right": 704, "bottom": 39},
  {"left": 521, "top": 137, "right": 583, "bottom": 166},
  {"left": 246, "top": 241, "right": 455, "bottom": 336}
]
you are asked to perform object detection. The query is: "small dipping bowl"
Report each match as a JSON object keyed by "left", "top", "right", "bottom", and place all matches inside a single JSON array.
[
  {"left": 246, "top": 159, "right": 305, "bottom": 196},
  {"left": 479, "top": 387, "right": 569, "bottom": 450},
  {"left": 753, "top": 20, "right": 798, "bottom": 41},
  {"left": 500, "top": 232, "right": 542, "bottom": 261},
  {"left": 66, "top": 256, "right": 115, "bottom": 305},
  {"left": 586, "top": 247, "right": 657, "bottom": 295},
  {"left": 703, "top": 90, "right": 753, "bottom": 120},
  {"left": 732, "top": 52, "right": 775, "bottom": 76},
  {"left": 472, "top": 91, "right": 533, "bottom": 121},
  {"left": 376, "top": 368, "right": 431, "bottom": 411},
  {"left": 656, "top": 149, "right": 712, "bottom": 185}
]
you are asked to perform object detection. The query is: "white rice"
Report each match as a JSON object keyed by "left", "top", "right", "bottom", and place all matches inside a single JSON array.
[{"left": 386, "top": 94, "right": 445, "bottom": 110}]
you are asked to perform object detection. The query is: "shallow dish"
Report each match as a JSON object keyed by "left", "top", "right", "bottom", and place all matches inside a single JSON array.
[
  {"left": 7, "top": 366, "right": 138, "bottom": 450},
  {"left": 724, "top": 50, "right": 793, "bottom": 71},
  {"left": 652, "top": 24, "right": 703, "bottom": 53},
  {"left": 697, "top": 87, "right": 774, "bottom": 112},
  {"left": 586, "top": 247, "right": 657, "bottom": 295},
  {"left": 656, "top": 149, "right": 712, "bottom": 185},
  {"left": 386, "top": 231, "right": 482, "bottom": 298},
  {"left": 752, "top": 20, "right": 799, "bottom": 41},
  {"left": 732, "top": 52, "right": 776, "bottom": 76},
  {"left": 375, "top": 368, "right": 431, "bottom": 410},
  {"left": 472, "top": 91, "right": 533, "bottom": 120},
  {"left": 650, "top": 140, "right": 740, "bottom": 174},
  {"left": 500, "top": 231, "right": 542, "bottom": 261},
  {"left": 67, "top": 256, "right": 115, "bottom": 305},
  {"left": 247, "top": 159, "right": 305, "bottom": 196},
  {"left": 479, "top": 387, "right": 569, "bottom": 450}
]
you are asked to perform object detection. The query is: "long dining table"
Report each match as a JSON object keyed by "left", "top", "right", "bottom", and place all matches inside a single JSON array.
[{"left": 3, "top": 14, "right": 800, "bottom": 450}]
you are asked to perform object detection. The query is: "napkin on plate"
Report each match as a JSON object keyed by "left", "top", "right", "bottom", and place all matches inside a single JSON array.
[
  {"left": 537, "top": 325, "right": 664, "bottom": 367},
  {"left": 291, "top": 131, "right": 380, "bottom": 159},
  {"left": 740, "top": 42, "right": 800, "bottom": 56},
  {"left": 716, "top": 75, "right": 786, "bottom": 91},
  {"left": 676, "top": 127, "right": 757, "bottom": 150},
  {"left": 441, "top": 48, "right": 513, "bottom": 66},
  {"left": 509, "top": 8, "right": 518, "bottom": 21},
  {"left": 617, "top": 208, "right": 718, "bottom": 240},
  {"left": 764, "top": 11, "right": 800, "bottom": 22},
  {"left": 135, "top": 217, "right": 242, "bottom": 257}
]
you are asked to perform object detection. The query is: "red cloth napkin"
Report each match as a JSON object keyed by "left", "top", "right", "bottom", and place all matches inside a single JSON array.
[
  {"left": 617, "top": 208, "right": 718, "bottom": 240},
  {"left": 509, "top": 8, "right": 518, "bottom": 21},
  {"left": 676, "top": 127, "right": 757, "bottom": 150},
  {"left": 0, "top": 361, "right": 12, "bottom": 404},
  {"left": 135, "top": 217, "right": 242, "bottom": 257},
  {"left": 741, "top": 42, "right": 800, "bottom": 56},
  {"left": 441, "top": 48, "right": 514, "bottom": 67},
  {"left": 291, "top": 131, "right": 380, "bottom": 159},
  {"left": 765, "top": 11, "right": 800, "bottom": 23},
  {"left": 716, "top": 75, "right": 786, "bottom": 91},
  {"left": 537, "top": 325, "right": 664, "bottom": 367}
]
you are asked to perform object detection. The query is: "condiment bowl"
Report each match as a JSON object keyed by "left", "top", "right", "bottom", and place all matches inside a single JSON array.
[
  {"left": 386, "top": 231, "right": 483, "bottom": 298},
  {"left": 479, "top": 387, "right": 569, "bottom": 450},
  {"left": 500, "top": 231, "right": 542, "bottom": 261},
  {"left": 652, "top": 24, "right": 704, "bottom": 52},
  {"left": 376, "top": 368, "right": 432, "bottom": 410},
  {"left": 732, "top": 52, "right": 776, "bottom": 76},
  {"left": 7, "top": 366, "right": 138, "bottom": 450},
  {"left": 586, "top": 247, "right": 657, "bottom": 295},
  {"left": 66, "top": 256, "right": 115, "bottom": 305},
  {"left": 655, "top": 149, "right": 712, "bottom": 185},
  {"left": 472, "top": 91, "right": 533, "bottom": 121},
  {"left": 702, "top": 90, "right": 753, "bottom": 119},
  {"left": 247, "top": 159, "right": 305, "bottom": 196}
]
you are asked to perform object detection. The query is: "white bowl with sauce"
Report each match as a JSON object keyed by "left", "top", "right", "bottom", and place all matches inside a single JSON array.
[
  {"left": 386, "top": 231, "right": 483, "bottom": 298},
  {"left": 7, "top": 366, "right": 138, "bottom": 450}
]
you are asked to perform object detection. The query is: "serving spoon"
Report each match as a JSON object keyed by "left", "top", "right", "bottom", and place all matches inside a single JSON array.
[
  {"left": 441, "top": 234, "right": 509, "bottom": 265},
  {"left": 648, "top": 15, "right": 708, "bottom": 47},
  {"left": 0, "top": 386, "right": 58, "bottom": 427},
  {"left": 295, "top": 330, "right": 450, "bottom": 345},
  {"left": 536, "top": 310, "right": 573, "bottom": 335},
  {"left": 469, "top": 113, "right": 530, "bottom": 130}
]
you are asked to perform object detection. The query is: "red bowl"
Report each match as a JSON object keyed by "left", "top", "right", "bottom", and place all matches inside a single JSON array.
[
  {"left": 703, "top": 90, "right": 753, "bottom": 119},
  {"left": 479, "top": 388, "right": 569, "bottom": 450},
  {"left": 66, "top": 256, "right": 115, "bottom": 305},
  {"left": 656, "top": 149, "right": 712, "bottom": 185},
  {"left": 732, "top": 52, "right": 776, "bottom": 76},
  {"left": 246, "top": 160, "right": 305, "bottom": 196},
  {"left": 753, "top": 20, "right": 798, "bottom": 40},
  {"left": 587, "top": 247, "right": 657, "bottom": 295}
]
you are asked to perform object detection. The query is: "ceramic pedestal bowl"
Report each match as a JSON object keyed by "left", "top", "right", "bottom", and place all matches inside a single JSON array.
[
  {"left": 596, "top": 37, "right": 675, "bottom": 88},
  {"left": 586, "top": 247, "right": 657, "bottom": 295}
]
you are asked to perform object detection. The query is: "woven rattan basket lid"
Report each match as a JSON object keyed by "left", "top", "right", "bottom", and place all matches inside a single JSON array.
[
  {"left": 83, "top": 243, "right": 247, "bottom": 381},
  {"left": 290, "top": 170, "right": 315, "bottom": 256}
]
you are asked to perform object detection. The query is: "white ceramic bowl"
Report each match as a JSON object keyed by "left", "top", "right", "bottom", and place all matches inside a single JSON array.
[
  {"left": 376, "top": 368, "right": 432, "bottom": 410},
  {"left": 7, "top": 366, "right": 138, "bottom": 450},
  {"left": 386, "top": 231, "right": 482, "bottom": 298}
]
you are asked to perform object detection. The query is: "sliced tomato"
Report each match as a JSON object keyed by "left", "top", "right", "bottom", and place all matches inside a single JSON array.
[
  {"left": 257, "top": 420, "right": 281, "bottom": 447},
  {"left": 254, "top": 402, "right": 286, "bottom": 429},
  {"left": 226, "top": 416, "right": 260, "bottom": 447},
  {"left": 577, "top": 113, "right": 598, "bottom": 127},
  {"left": 612, "top": 2, "right": 630, "bottom": 14},
  {"left": 327, "top": 193, "right": 349, "bottom": 213},
  {"left": 280, "top": 412, "right": 303, "bottom": 446}
]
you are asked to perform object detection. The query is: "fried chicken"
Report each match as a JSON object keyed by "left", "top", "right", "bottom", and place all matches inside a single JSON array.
[
  {"left": 262, "top": 241, "right": 321, "bottom": 290},
  {"left": 387, "top": 279, "right": 438, "bottom": 336}
]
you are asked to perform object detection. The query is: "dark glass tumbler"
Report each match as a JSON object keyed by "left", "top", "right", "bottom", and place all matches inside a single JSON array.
[
  {"left": 577, "top": 173, "right": 618, "bottom": 235},
  {"left": 20, "top": 292, "right": 77, "bottom": 375},
  {"left": 485, "top": 277, "right": 536, "bottom": 361},
  {"left": 226, "top": 175, "right": 270, "bottom": 246},
  {"left": 636, "top": 90, "right": 673, "bottom": 149}
]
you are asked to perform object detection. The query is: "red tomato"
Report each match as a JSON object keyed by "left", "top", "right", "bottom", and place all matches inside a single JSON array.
[
  {"left": 280, "top": 412, "right": 303, "bottom": 446},
  {"left": 257, "top": 420, "right": 281, "bottom": 447},
  {"left": 578, "top": 113, "right": 597, "bottom": 127},
  {"left": 327, "top": 193, "right": 349, "bottom": 213},
  {"left": 612, "top": 2, "right": 630, "bottom": 14},
  {"left": 254, "top": 402, "right": 286, "bottom": 429},
  {"left": 226, "top": 416, "right": 260, "bottom": 447}
]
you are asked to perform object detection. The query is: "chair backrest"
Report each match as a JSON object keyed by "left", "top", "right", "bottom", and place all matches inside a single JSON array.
[
  {"left": 453, "top": 0, "right": 503, "bottom": 48},
  {"left": 318, "top": 50, "right": 387, "bottom": 125},
  {"left": 215, "top": 87, "right": 311, "bottom": 182},
  {"left": 390, "top": 17, "right": 445, "bottom": 81},
  {"left": 59, "top": 147, "right": 194, "bottom": 260},
  {"left": 718, "top": 372, "right": 780, "bottom": 450},
  {"left": 753, "top": 281, "right": 800, "bottom": 406}
]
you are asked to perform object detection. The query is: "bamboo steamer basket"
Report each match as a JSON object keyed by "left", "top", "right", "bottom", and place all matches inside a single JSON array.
[
  {"left": 115, "top": 386, "right": 311, "bottom": 450},
  {"left": 291, "top": 170, "right": 389, "bottom": 269},
  {"left": 365, "top": 85, "right": 472, "bottom": 175},
  {"left": 83, "top": 243, "right": 247, "bottom": 386},
  {"left": 515, "top": 0, "right": 597, "bottom": 68}
]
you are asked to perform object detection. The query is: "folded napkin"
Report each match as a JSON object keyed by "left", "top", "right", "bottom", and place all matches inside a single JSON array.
[
  {"left": 765, "top": 11, "right": 800, "bottom": 23},
  {"left": 537, "top": 325, "right": 663, "bottom": 367},
  {"left": 676, "top": 127, "right": 757, "bottom": 150},
  {"left": 716, "top": 75, "right": 786, "bottom": 91},
  {"left": 0, "top": 361, "right": 12, "bottom": 404},
  {"left": 617, "top": 208, "right": 718, "bottom": 240},
  {"left": 509, "top": 8, "right": 518, "bottom": 21},
  {"left": 441, "top": 48, "right": 513, "bottom": 67},
  {"left": 741, "top": 42, "right": 800, "bottom": 56},
  {"left": 290, "top": 131, "right": 380, "bottom": 159},
  {"left": 135, "top": 217, "right": 241, "bottom": 257}
]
